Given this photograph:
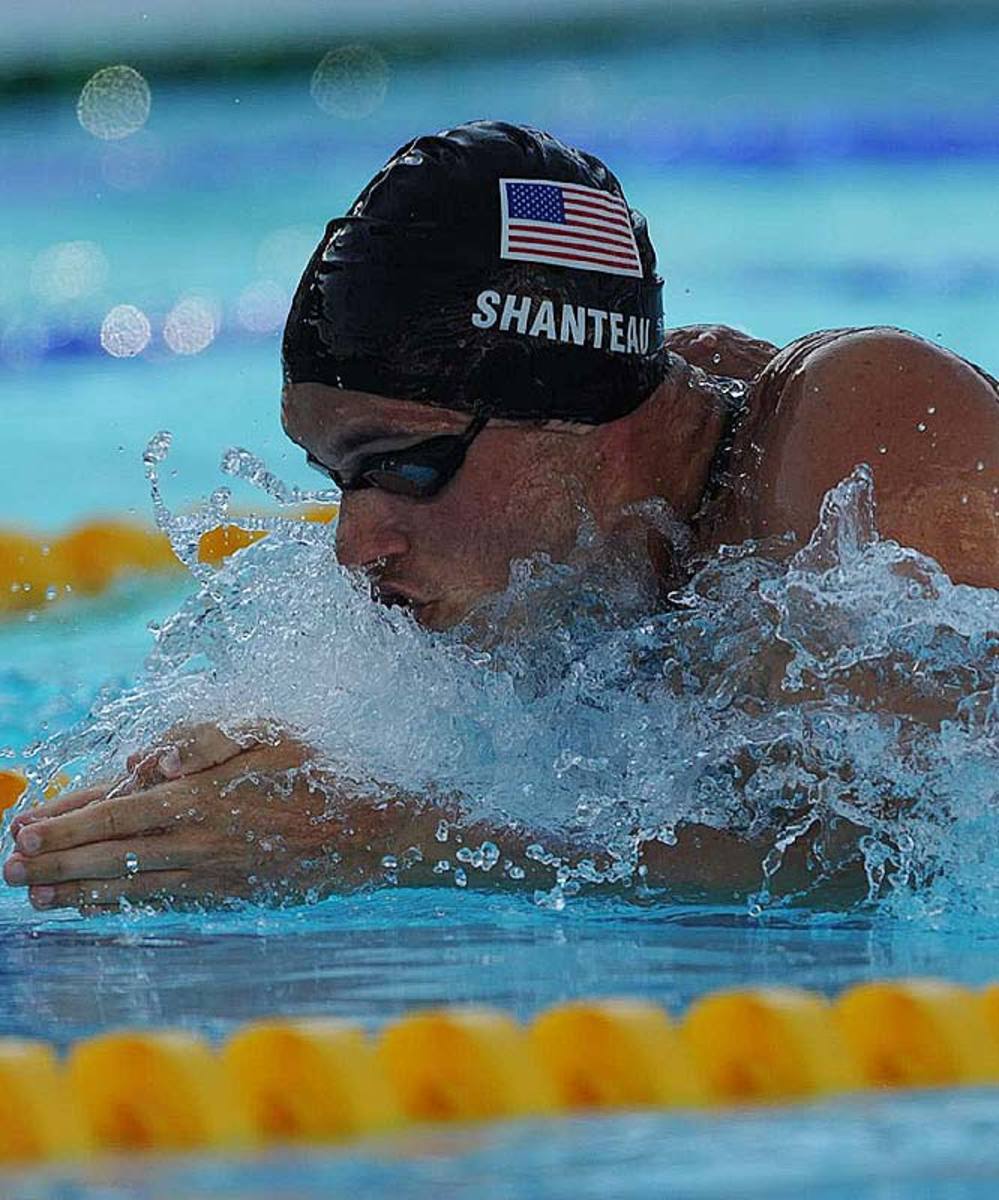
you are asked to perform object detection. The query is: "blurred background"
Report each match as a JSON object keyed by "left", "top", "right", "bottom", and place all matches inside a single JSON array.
[{"left": 2, "top": 0, "right": 999, "bottom": 530}]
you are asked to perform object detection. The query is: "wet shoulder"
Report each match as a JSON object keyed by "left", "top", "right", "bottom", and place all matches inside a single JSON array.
[{"left": 699, "top": 326, "right": 999, "bottom": 581}]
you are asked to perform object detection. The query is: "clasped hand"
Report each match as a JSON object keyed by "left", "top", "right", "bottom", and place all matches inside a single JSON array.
[{"left": 2, "top": 724, "right": 334, "bottom": 912}]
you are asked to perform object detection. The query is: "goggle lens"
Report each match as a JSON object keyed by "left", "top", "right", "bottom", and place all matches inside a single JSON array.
[{"left": 306, "top": 413, "right": 488, "bottom": 500}]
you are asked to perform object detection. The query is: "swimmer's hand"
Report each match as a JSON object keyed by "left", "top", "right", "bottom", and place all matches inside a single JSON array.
[
  {"left": 664, "top": 324, "right": 779, "bottom": 380},
  {"left": 1, "top": 724, "right": 347, "bottom": 912}
]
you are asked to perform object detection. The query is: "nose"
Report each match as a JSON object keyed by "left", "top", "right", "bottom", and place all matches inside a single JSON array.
[{"left": 335, "top": 492, "right": 411, "bottom": 569}]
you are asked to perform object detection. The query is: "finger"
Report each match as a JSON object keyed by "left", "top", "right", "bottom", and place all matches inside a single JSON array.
[
  {"left": 29, "top": 870, "right": 193, "bottom": 912},
  {"left": 9, "top": 784, "right": 108, "bottom": 835},
  {"left": 4, "top": 836, "right": 198, "bottom": 887},
  {"left": 14, "top": 787, "right": 183, "bottom": 856},
  {"left": 125, "top": 723, "right": 249, "bottom": 790}
]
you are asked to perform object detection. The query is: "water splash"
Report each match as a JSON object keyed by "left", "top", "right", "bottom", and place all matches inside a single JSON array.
[{"left": 7, "top": 446, "right": 997, "bottom": 921}]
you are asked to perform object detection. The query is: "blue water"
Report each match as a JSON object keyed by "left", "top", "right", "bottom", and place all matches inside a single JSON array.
[{"left": 2, "top": 14, "right": 999, "bottom": 1199}]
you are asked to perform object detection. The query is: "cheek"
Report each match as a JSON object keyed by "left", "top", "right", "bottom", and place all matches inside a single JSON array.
[{"left": 439, "top": 452, "right": 580, "bottom": 565}]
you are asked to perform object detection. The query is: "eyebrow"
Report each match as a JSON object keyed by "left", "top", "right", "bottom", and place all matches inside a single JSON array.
[{"left": 326, "top": 423, "right": 443, "bottom": 461}]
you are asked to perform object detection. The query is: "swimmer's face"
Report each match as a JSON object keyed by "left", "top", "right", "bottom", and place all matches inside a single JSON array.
[{"left": 281, "top": 383, "right": 605, "bottom": 630}]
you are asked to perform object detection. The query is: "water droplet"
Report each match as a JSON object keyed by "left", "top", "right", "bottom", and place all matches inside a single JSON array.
[
  {"left": 123, "top": 851, "right": 139, "bottom": 876},
  {"left": 927, "top": 405, "right": 936, "bottom": 414},
  {"left": 435, "top": 820, "right": 449, "bottom": 843},
  {"left": 380, "top": 854, "right": 398, "bottom": 870},
  {"left": 454, "top": 867, "right": 467, "bottom": 888},
  {"left": 916, "top": 422, "right": 927, "bottom": 433},
  {"left": 480, "top": 841, "right": 500, "bottom": 871},
  {"left": 878, "top": 445, "right": 887, "bottom": 454},
  {"left": 975, "top": 460, "right": 985, "bottom": 472}
]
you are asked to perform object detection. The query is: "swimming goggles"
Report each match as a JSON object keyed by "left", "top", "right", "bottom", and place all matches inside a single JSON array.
[{"left": 306, "top": 411, "right": 489, "bottom": 499}]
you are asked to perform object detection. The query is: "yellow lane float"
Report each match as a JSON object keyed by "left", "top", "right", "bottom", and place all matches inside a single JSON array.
[
  {"left": 0, "top": 982, "right": 995, "bottom": 1166},
  {"left": 531, "top": 998, "right": 703, "bottom": 1109},
  {"left": 223, "top": 1019, "right": 398, "bottom": 1143},
  {"left": 379, "top": 1006, "right": 556, "bottom": 1122},
  {"left": 68, "top": 1030, "right": 250, "bottom": 1153},
  {"left": 0, "top": 1040, "right": 88, "bottom": 1163},
  {"left": 835, "top": 979, "right": 999, "bottom": 1088},
  {"left": 0, "top": 771, "right": 27, "bottom": 813},
  {"left": 0, "top": 506, "right": 338, "bottom": 614},
  {"left": 681, "top": 986, "right": 859, "bottom": 1103}
]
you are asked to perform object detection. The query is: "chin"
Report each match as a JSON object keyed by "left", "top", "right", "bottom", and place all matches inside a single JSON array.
[
  {"left": 415, "top": 593, "right": 485, "bottom": 633},
  {"left": 412, "top": 600, "right": 451, "bottom": 631}
]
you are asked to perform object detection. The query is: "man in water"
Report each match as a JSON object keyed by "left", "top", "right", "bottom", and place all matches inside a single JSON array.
[{"left": 4, "top": 121, "right": 996, "bottom": 910}]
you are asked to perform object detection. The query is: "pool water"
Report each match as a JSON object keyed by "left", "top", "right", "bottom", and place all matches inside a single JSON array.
[{"left": 2, "top": 13, "right": 999, "bottom": 1198}]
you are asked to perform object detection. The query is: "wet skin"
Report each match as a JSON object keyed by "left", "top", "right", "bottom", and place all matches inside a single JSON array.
[{"left": 5, "top": 325, "right": 997, "bottom": 909}]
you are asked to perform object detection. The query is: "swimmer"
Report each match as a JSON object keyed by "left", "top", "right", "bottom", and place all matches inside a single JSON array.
[{"left": 5, "top": 121, "right": 996, "bottom": 911}]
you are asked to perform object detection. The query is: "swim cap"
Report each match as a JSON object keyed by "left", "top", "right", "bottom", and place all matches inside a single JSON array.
[{"left": 282, "top": 120, "right": 666, "bottom": 424}]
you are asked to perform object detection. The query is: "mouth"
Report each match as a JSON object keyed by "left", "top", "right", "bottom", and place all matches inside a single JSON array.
[{"left": 371, "top": 581, "right": 433, "bottom": 618}]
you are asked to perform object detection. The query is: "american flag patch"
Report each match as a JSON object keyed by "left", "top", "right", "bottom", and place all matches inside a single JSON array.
[{"left": 499, "top": 178, "right": 643, "bottom": 279}]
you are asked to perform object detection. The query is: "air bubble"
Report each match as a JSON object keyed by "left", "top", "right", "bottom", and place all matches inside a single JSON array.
[{"left": 77, "top": 65, "right": 151, "bottom": 141}]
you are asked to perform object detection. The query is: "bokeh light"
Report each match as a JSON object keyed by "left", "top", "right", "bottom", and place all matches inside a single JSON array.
[
  {"left": 163, "top": 295, "right": 218, "bottom": 355},
  {"left": 310, "top": 45, "right": 389, "bottom": 119},
  {"left": 100, "top": 304, "right": 152, "bottom": 358},
  {"left": 0, "top": 319, "right": 50, "bottom": 370},
  {"left": 29, "top": 241, "right": 109, "bottom": 305},
  {"left": 77, "top": 65, "right": 152, "bottom": 141},
  {"left": 256, "top": 225, "right": 319, "bottom": 286},
  {"left": 101, "top": 132, "right": 165, "bottom": 191},
  {"left": 236, "top": 280, "right": 288, "bottom": 335}
]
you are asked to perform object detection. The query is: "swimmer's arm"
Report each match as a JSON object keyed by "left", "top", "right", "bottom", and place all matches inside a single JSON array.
[
  {"left": 2, "top": 725, "right": 868, "bottom": 909},
  {"left": 3, "top": 742, "right": 865, "bottom": 907},
  {"left": 757, "top": 328, "right": 999, "bottom": 588},
  {"left": 1, "top": 727, "right": 560, "bottom": 908}
]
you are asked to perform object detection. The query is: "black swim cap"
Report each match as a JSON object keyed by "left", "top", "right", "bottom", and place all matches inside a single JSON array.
[{"left": 282, "top": 120, "right": 666, "bottom": 424}]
